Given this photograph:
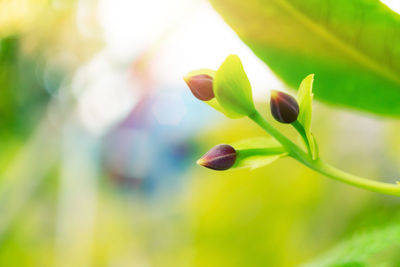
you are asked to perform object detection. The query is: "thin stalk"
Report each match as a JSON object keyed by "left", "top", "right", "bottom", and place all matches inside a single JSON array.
[
  {"left": 248, "top": 111, "right": 308, "bottom": 160},
  {"left": 249, "top": 111, "right": 400, "bottom": 196},
  {"left": 309, "top": 159, "right": 400, "bottom": 196},
  {"left": 237, "top": 147, "right": 286, "bottom": 158},
  {"left": 292, "top": 120, "right": 312, "bottom": 155}
]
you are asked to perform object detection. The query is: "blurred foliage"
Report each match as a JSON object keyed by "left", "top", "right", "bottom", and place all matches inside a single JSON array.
[
  {"left": 0, "top": 36, "right": 50, "bottom": 139},
  {"left": 209, "top": 0, "right": 400, "bottom": 116},
  {"left": 303, "top": 220, "right": 400, "bottom": 266},
  {"left": 0, "top": 0, "right": 100, "bottom": 171}
]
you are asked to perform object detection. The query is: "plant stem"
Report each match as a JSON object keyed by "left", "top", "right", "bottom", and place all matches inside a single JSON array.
[
  {"left": 292, "top": 120, "right": 311, "bottom": 155},
  {"left": 237, "top": 147, "right": 286, "bottom": 158},
  {"left": 248, "top": 111, "right": 400, "bottom": 196},
  {"left": 248, "top": 111, "right": 308, "bottom": 160},
  {"left": 309, "top": 159, "right": 400, "bottom": 196}
]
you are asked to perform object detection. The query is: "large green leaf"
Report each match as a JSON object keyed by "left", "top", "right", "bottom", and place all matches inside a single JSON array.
[
  {"left": 301, "top": 223, "right": 400, "bottom": 266},
  {"left": 209, "top": 0, "right": 400, "bottom": 116}
]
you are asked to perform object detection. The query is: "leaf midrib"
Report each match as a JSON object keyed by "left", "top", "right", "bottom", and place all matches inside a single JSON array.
[{"left": 272, "top": 0, "right": 400, "bottom": 85}]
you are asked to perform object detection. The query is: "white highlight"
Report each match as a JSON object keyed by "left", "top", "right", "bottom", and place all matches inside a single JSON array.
[{"left": 381, "top": 0, "right": 400, "bottom": 14}]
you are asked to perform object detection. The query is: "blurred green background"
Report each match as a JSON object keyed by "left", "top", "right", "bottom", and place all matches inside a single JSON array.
[{"left": 1, "top": 0, "right": 400, "bottom": 266}]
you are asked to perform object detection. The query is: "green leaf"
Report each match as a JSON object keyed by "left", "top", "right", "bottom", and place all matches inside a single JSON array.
[
  {"left": 209, "top": 0, "right": 400, "bottom": 116},
  {"left": 214, "top": 55, "right": 256, "bottom": 118},
  {"left": 301, "top": 223, "right": 400, "bottom": 267},
  {"left": 311, "top": 133, "right": 319, "bottom": 159},
  {"left": 297, "top": 74, "right": 314, "bottom": 133},
  {"left": 297, "top": 74, "right": 318, "bottom": 159},
  {"left": 231, "top": 137, "right": 287, "bottom": 170}
]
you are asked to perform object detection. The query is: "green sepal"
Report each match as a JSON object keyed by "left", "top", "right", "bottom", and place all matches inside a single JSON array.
[
  {"left": 231, "top": 137, "right": 287, "bottom": 170},
  {"left": 214, "top": 55, "right": 256, "bottom": 118},
  {"left": 297, "top": 74, "right": 318, "bottom": 159}
]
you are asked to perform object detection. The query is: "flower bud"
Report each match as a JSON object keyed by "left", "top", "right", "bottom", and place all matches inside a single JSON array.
[
  {"left": 184, "top": 73, "right": 214, "bottom": 101},
  {"left": 197, "top": 144, "right": 236, "bottom": 171},
  {"left": 270, "top": 90, "right": 299, "bottom": 124}
]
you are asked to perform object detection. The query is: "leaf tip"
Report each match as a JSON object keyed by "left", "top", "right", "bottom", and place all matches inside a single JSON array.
[
  {"left": 222, "top": 54, "right": 242, "bottom": 67},
  {"left": 303, "top": 74, "right": 315, "bottom": 85},
  {"left": 227, "top": 54, "right": 240, "bottom": 59}
]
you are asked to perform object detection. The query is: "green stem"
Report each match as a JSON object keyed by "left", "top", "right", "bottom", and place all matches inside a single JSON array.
[
  {"left": 248, "top": 111, "right": 400, "bottom": 196},
  {"left": 248, "top": 111, "right": 308, "bottom": 160},
  {"left": 237, "top": 147, "right": 286, "bottom": 158},
  {"left": 292, "top": 120, "right": 311, "bottom": 155},
  {"left": 309, "top": 159, "right": 400, "bottom": 196}
]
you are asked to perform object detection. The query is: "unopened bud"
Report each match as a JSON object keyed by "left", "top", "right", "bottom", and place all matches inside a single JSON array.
[
  {"left": 197, "top": 144, "right": 236, "bottom": 171},
  {"left": 270, "top": 90, "right": 299, "bottom": 124},
  {"left": 184, "top": 73, "right": 214, "bottom": 101}
]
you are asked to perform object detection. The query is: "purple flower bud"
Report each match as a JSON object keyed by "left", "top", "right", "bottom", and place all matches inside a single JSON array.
[
  {"left": 197, "top": 144, "right": 236, "bottom": 171},
  {"left": 184, "top": 74, "right": 214, "bottom": 101},
  {"left": 270, "top": 90, "right": 299, "bottom": 124}
]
